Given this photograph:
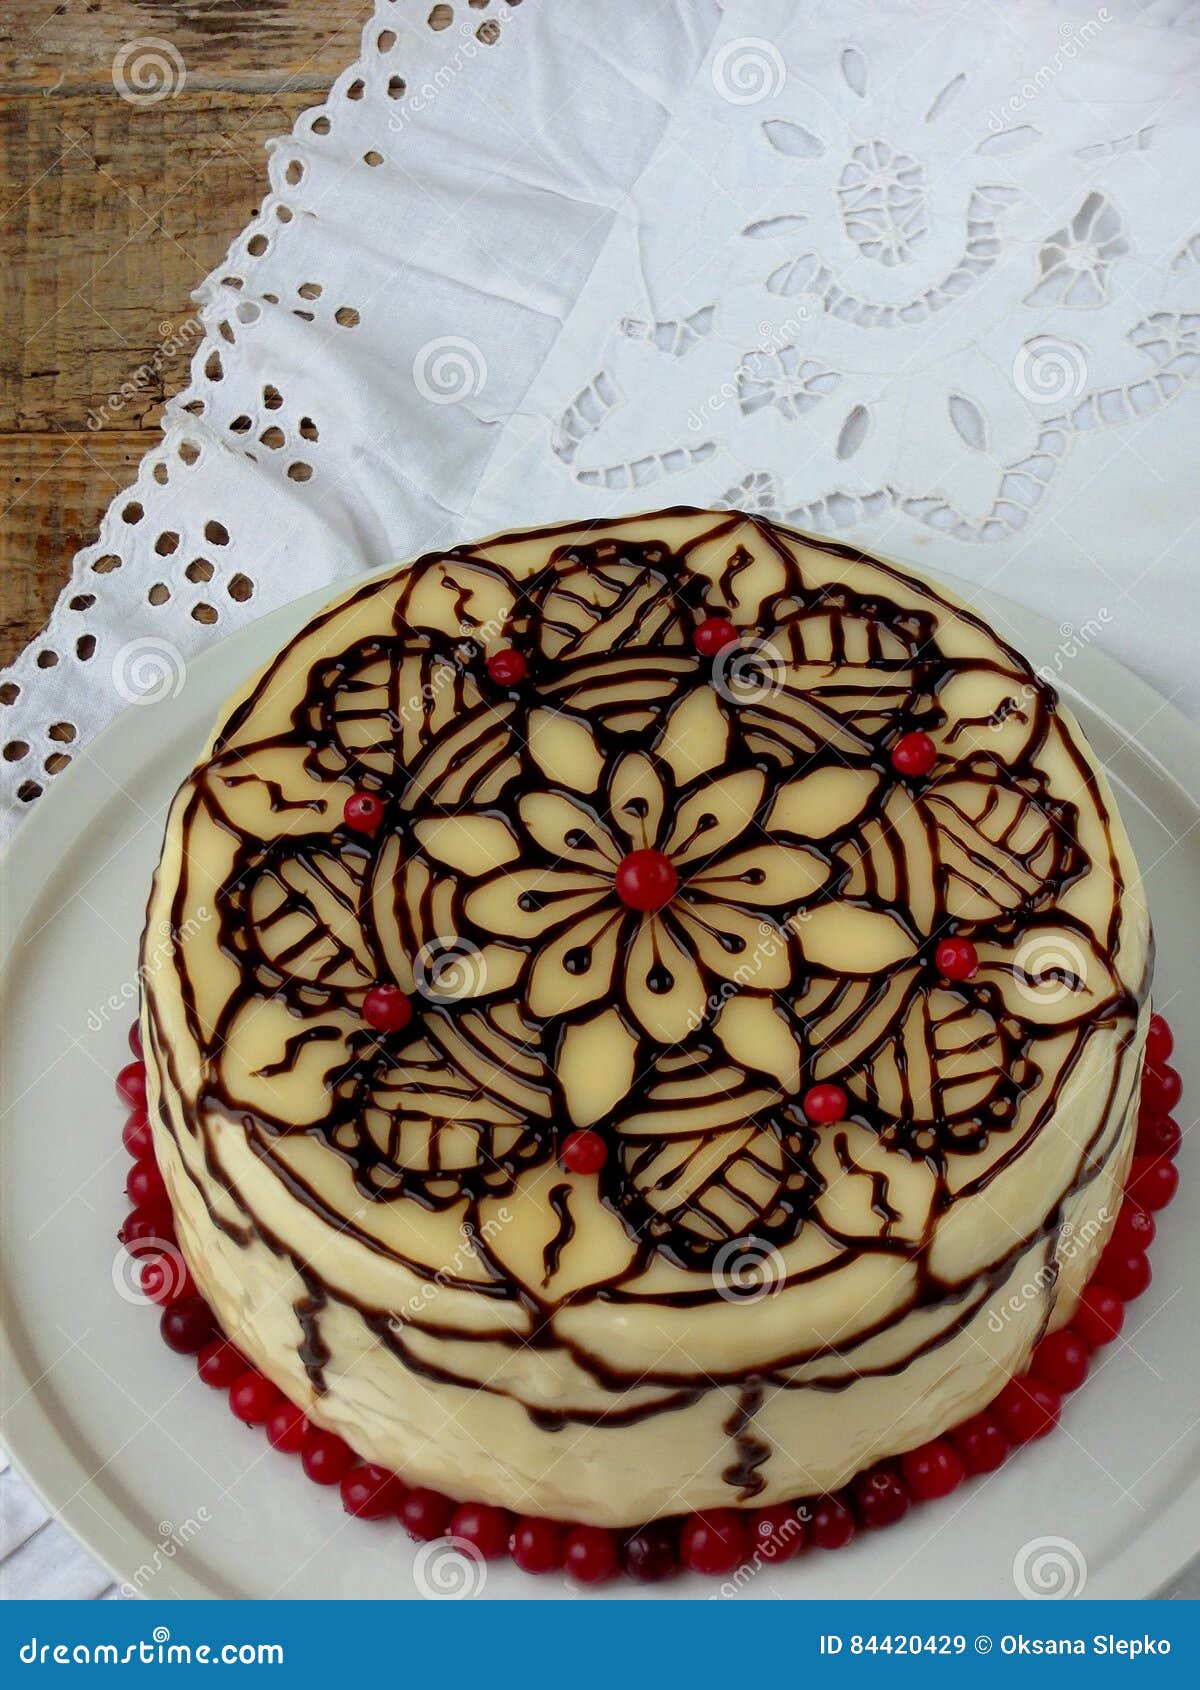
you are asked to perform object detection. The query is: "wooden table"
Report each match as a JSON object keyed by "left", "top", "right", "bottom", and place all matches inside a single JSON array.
[{"left": 0, "top": 0, "right": 368, "bottom": 668}]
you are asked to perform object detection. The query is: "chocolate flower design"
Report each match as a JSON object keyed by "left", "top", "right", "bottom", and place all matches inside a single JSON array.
[{"left": 201, "top": 520, "right": 1127, "bottom": 1272}]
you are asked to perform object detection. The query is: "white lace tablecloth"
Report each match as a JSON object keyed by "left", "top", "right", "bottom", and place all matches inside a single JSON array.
[{"left": 3, "top": 0, "right": 1199, "bottom": 1599}]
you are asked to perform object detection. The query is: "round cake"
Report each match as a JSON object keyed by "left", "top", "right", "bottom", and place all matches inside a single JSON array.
[{"left": 141, "top": 508, "right": 1151, "bottom": 1526}]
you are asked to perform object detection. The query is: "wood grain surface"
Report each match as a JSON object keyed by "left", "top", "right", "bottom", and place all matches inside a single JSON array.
[{"left": 0, "top": 1, "right": 368, "bottom": 666}]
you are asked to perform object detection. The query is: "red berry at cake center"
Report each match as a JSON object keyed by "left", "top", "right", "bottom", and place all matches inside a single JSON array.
[{"left": 615, "top": 848, "right": 678, "bottom": 912}]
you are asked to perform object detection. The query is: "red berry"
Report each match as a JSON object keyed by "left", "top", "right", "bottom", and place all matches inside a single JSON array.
[
  {"left": 1145, "top": 1013, "right": 1173, "bottom": 1067},
  {"left": 197, "top": 1340, "right": 248, "bottom": 1389},
  {"left": 1072, "top": 1285, "right": 1125, "bottom": 1349},
  {"left": 808, "top": 1495, "right": 856, "bottom": 1550},
  {"left": 615, "top": 848, "right": 678, "bottom": 913},
  {"left": 229, "top": 1371, "right": 284, "bottom": 1425},
  {"left": 1031, "top": 1329, "right": 1090, "bottom": 1394},
  {"left": 1095, "top": 1243, "right": 1152, "bottom": 1302},
  {"left": 122, "top": 1108, "right": 154, "bottom": 1159},
  {"left": 125, "top": 1156, "right": 166, "bottom": 1208},
  {"left": 1142, "top": 1065, "right": 1182, "bottom": 1117},
  {"left": 449, "top": 1502, "right": 511, "bottom": 1559},
  {"left": 140, "top": 1253, "right": 195, "bottom": 1306},
  {"left": 486, "top": 648, "right": 528, "bottom": 687},
  {"left": 1111, "top": 1203, "right": 1156, "bottom": 1253},
  {"left": 890, "top": 730, "right": 937, "bottom": 777},
  {"left": 128, "top": 1020, "right": 143, "bottom": 1057},
  {"left": 119, "top": 1203, "right": 175, "bottom": 1249},
  {"left": 935, "top": 937, "right": 979, "bottom": 982},
  {"left": 116, "top": 1061, "right": 147, "bottom": 1108},
  {"left": 159, "top": 1296, "right": 216, "bottom": 1356},
  {"left": 560, "top": 1129, "right": 607, "bottom": 1175},
  {"left": 1136, "top": 1115, "right": 1181, "bottom": 1160},
  {"left": 342, "top": 1464, "right": 404, "bottom": 1519},
  {"left": 1126, "top": 1155, "right": 1179, "bottom": 1212},
  {"left": 563, "top": 1523, "right": 619, "bottom": 1584},
  {"left": 693, "top": 617, "right": 739, "bottom": 657},
  {"left": 362, "top": 984, "right": 413, "bottom": 1033},
  {"left": 679, "top": 1509, "right": 749, "bottom": 1576},
  {"left": 899, "top": 1440, "right": 965, "bottom": 1502},
  {"left": 343, "top": 791, "right": 384, "bottom": 835},
  {"left": 995, "top": 1377, "right": 1061, "bottom": 1444},
  {"left": 301, "top": 1431, "right": 355, "bottom": 1486},
  {"left": 266, "top": 1402, "right": 310, "bottom": 1454},
  {"left": 399, "top": 1486, "right": 453, "bottom": 1540},
  {"left": 803, "top": 1083, "right": 848, "bottom": 1125},
  {"left": 750, "top": 1502, "right": 806, "bottom": 1562},
  {"left": 852, "top": 1464, "right": 910, "bottom": 1528},
  {"left": 512, "top": 1517, "right": 564, "bottom": 1575},
  {"left": 620, "top": 1521, "right": 678, "bottom": 1582},
  {"left": 953, "top": 1412, "right": 1008, "bottom": 1475}
]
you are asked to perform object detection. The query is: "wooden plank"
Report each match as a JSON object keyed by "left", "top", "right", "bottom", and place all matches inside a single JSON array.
[
  {"left": 1, "top": 1, "right": 366, "bottom": 96},
  {"left": 0, "top": 432, "right": 148, "bottom": 667},
  {"left": 0, "top": 89, "right": 324, "bottom": 433}
]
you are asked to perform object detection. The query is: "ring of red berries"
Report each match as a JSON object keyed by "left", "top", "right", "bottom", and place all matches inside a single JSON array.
[{"left": 116, "top": 1013, "right": 1181, "bottom": 1584}]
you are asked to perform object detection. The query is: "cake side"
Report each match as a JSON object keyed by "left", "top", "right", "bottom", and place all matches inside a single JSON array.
[{"left": 141, "top": 508, "right": 1151, "bottom": 1523}]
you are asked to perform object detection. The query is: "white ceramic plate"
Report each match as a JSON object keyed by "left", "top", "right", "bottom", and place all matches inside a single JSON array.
[{"left": 2, "top": 577, "right": 1197, "bottom": 1601}]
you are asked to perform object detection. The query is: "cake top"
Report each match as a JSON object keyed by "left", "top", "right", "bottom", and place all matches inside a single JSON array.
[{"left": 153, "top": 509, "right": 1148, "bottom": 1330}]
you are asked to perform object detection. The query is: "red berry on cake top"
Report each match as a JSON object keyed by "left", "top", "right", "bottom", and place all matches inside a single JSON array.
[
  {"left": 803, "top": 1083, "right": 848, "bottom": 1124},
  {"left": 935, "top": 937, "right": 979, "bottom": 981},
  {"left": 560, "top": 1129, "right": 607, "bottom": 1175},
  {"left": 615, "top": 848, "right": 678, "bottom": 912},
  {"left": 487, "top": 648, "right": 528, "bottom": 687},
  {"left": 343, "top": 792, "right": 385, "bottom": 835},
  {"left": 362, "top": 984, "right": 413, "bottom": 1033},
  {"left": 693, "top": 617, "right": 739, "bottom": 657},
  {"left": 890, "top": 730, "right": 937, "bottom": 777}
]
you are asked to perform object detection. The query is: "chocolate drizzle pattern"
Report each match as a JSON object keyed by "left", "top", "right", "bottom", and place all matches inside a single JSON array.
[{"left": 144, "top": 510, "right": 1149, "bottom": 1501}]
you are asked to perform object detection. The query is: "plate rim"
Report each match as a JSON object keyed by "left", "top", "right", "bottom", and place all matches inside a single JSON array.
[{"left": 2, "top": 567, "right": 1197, "bottom": 1602}]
